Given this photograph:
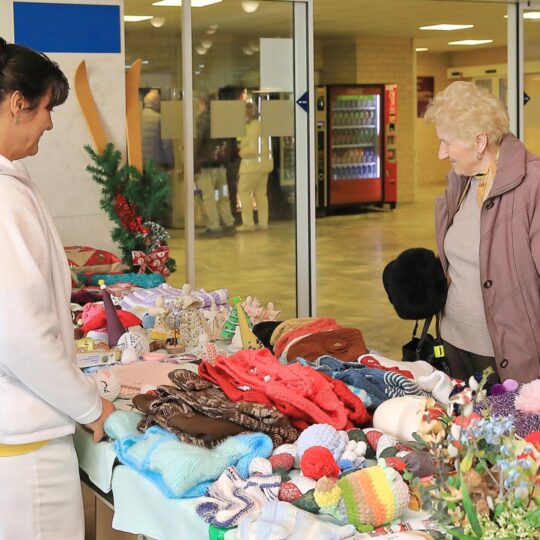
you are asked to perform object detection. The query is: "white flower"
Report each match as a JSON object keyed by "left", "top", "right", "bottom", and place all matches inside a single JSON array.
[{"left": 468, "top": 376, "right": 479, "bottom": 391}]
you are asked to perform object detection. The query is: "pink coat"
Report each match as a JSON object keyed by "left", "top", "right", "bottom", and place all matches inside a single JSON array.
[{"left": 435, "top": 134, "right": 540, "bottom": 383}]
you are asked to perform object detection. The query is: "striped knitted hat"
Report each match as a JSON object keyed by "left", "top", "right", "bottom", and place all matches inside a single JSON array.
[{"left": 337, "top": 465, "right": 410, "bottom": 527}]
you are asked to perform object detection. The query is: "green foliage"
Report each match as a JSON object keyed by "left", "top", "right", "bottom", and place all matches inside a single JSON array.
[{"left": 85, "top": 144, "right": 176, "bottom": 274}]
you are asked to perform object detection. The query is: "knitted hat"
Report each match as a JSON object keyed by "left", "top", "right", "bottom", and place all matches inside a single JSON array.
[
  {"left": 382, "top": 248, "right": 447, "bottom": 320},
  {"left": 287, "top": 328, "right": 368, "bottom": 363},
  {"left": 252, "top": 321, "right": 281, "bottom": 350},
  {"left": 296, "top": 424, "right": 349, "bottom": 461},
  {"left": 270, "top": 317, "right": 316, "bottom": 346},
  {"left": 300, "top": 446, "right": 340, "bottom": 480},
  {"left": 337, "top": 466, "right": 410, "bottom": 528}
]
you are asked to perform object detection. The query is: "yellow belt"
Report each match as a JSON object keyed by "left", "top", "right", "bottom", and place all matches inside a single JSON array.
[{"left": 0, "top": 440, "right": 49, "bottom": 457}]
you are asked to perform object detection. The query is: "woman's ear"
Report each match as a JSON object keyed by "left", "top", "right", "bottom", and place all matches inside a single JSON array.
[
  {"left": 475, "top": 132, "right": 488, "bottom": 154},
  {"left": 9, "top": 90, "right": 27, "bottom": 117}
]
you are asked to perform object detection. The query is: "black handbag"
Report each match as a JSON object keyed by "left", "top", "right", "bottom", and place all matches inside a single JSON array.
[{"left": 402, "top": 314, "right": 449, "bottom": 374}]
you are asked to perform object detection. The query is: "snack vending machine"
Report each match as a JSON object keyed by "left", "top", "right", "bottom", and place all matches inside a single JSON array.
[{"left": 316, "top": 84, "right": 397, "bottom": 211}]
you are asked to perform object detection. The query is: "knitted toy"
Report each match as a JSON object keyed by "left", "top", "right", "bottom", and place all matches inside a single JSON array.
[
  {"left": 314, "top": 466, "right": 410, "bottom": 529},
  {"left": 300, "top": 446, "right": 340, "bottom": 480},
  {"left": 296, "top": 424, "right": 349, "bottom": 462},
  {"left": 116, "top": 331, "right": 150, "bottom": 363},
  {"left": 89, "top": 369, "right": 121, "bottom": 401}
]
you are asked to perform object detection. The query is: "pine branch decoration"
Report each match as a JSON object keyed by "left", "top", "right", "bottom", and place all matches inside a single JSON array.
[{"left": 85, "top": 143, "right": 176, "bottom": 275}]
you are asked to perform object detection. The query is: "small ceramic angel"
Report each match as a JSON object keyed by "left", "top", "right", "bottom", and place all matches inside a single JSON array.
[{"left": 263, "top": 301, "right": 281, "bottom": 321}]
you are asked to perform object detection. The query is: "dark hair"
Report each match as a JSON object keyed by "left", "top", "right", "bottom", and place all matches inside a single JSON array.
[{"left": 0, "top": 37, "right": 69, "bottom": 110}]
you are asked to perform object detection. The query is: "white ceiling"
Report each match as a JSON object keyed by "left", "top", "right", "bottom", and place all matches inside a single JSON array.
[{"left": 124, "top": 0, "right": 540, "bottom": 53}]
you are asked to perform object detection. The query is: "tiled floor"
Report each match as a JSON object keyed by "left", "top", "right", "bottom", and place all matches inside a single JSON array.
[{"left": 168, "top": 181, "right": 445, "bottom": 361}]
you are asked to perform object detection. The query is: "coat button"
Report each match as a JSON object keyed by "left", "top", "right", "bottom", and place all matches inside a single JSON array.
[
  {"left": 483, "top": 280, "right": 493, "bottom": 288},
  {"left": 486, "top": 201, "right": 495, "bottom": 209},
  {"left": 500, "top": 359, "right": 509, "bottom": 368}
]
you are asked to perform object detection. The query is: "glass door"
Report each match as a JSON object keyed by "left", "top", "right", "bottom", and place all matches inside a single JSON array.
[
  {"left": 124, "top": 0, "right": 314, "bottom": 318},
  {"left": 189, "top": 0, "right": 314, "bottom": 318}
]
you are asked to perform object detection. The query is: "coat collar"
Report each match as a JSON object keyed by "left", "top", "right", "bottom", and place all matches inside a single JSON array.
[{"left": 447, "top": 133, "right": 526, "bottom": 200}]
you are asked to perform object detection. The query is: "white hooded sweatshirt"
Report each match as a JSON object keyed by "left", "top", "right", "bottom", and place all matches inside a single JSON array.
[{"left": 0, "top": 155, "right": 101, "bottom": 444}]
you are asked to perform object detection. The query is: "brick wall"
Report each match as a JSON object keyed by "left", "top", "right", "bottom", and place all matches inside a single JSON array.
[{"left": 356, "top": 36, "right": 416, "bottom": 203}]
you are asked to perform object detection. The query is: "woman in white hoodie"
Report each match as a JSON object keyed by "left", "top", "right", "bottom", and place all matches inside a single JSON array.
[{"left": 0, "top": 38, "right": 115, "bottom": 540}]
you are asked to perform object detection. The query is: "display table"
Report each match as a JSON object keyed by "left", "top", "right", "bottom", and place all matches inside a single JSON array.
[{"left": 75, "top": 425, "right": 441, "bottom": 540}]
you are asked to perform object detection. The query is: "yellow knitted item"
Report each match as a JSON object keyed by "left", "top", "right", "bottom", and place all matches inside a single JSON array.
[
  {"left": 314, "top": 483, "right": 342, "bottom": 507},
  {"left": 270, "top": 318, "right": 315, "bottom": 346}
]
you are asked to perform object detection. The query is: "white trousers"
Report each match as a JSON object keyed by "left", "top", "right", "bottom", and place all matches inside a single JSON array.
[
  {"left": 238, "top": 171, "right": 269, "bottom": 228},
  {"left": 0, "top": 435, "right": 84, "bottom": 540},
  {"left": 197, "top": 167, "right": 234, "bottom": 231}
]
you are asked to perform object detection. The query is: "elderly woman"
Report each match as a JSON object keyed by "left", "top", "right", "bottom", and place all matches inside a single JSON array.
[
  {"left": 0, "top": 39, "right": 114, "bottom": 539},
  {"left": 424, "top": 80, "right": 540, "bottom": 384}
]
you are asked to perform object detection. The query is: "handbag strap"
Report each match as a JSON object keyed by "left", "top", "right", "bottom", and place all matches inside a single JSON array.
[
  {"left": 411, "top": 320, "right": 419, "bottom": 338},
  {"left": 415, "top": 316, "right": 433, "bottom": 353}
]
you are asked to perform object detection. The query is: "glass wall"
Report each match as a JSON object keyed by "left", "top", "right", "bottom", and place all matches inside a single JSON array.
[{"left": 524, "top": 4, "right": 540, "bottom": 156}]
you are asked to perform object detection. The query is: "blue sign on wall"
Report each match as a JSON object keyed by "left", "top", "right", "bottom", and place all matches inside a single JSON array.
[{"left": 14, "top": 2, "right": 121, "bottom": 53}]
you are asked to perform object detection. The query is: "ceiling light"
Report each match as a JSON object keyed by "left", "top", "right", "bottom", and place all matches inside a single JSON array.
[
  {"left": 416, "top": 47, "right": 428, "bottom": 52},
  {"left": 420, "top": 24, "right": 474, "bottom": 31},
  {"left": 151, "top": 16, "right": 166, "bottom": 27},
  {"left": 201, "top": 39, "right": 213, "bottom": 49},
  {"left": 195, "top": 46, "right": 207, "bottom": 55},
  {"left": 448, "top": 39, "right": 493, "bottom": 46},
  {"left": 249, "top": 40, "right": 260, "bottom": 52},
  {"left": 241, "top": 1, "right": 259, "bottom": 13},
  {"left": 124, "top": 15, "right": 152, "bottom": 22},
  {"left": 243, "top": 45, "right": 254, "bottom": 55},
  {"left": 152, "top": 0, "right": 222, "bottom": 7},
  {"left": 524, "top": 11, "right": 540, "bottom": 20}
]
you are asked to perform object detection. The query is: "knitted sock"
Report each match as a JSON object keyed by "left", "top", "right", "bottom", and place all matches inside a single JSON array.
[{"left": 417, "top": 371, "right": 453, "bottom": 404}]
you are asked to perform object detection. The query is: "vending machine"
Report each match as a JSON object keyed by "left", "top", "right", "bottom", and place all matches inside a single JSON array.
[{"left": 316, "top": 84, "right": 397, "bottom": 211}]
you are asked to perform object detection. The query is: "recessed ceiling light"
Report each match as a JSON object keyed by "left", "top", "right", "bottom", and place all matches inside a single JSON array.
[
  {"left": 151, "top": 16, "right": 166, "bottom": 27},
  {"left": 201, "top": 39, "right": 213, "bottom": 49},
  {"left": 241, "top": 1, "right": 259, "bottom": 13},
  {"left": 124, "top": 15, "right": 152, "bottom": 22},
  {"left": 152, "top": 0, "right": 222, "bottom": 6},
  {"left": 448, "top": 39, "right": 493, "bottom": 46},
  {"left": 524, "top": 11, "right": 540, "bottom": 20},
  {"left": 416, "top": 47, "right": 429, "bottom": 52},
  {"left": 420, "top": 24, "right": 474, "bottom": 31}
]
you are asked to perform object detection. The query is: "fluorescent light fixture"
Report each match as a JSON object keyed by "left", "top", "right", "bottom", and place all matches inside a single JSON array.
[
  {"left": 416, "top": 47, "right": 428, "bottom": 52},
  {"left": 448, "top": 39, "right": 493, "bottom": 46},
  {"left": 152, "top": 0, "right": 222, "bottom": 6},
  {"left": 420, "top": 24, "right": 474, "bottom": 31},
  {"left": 124, "top": 15, "right": 152, "bottom": 22},
  {"left": 524, "top": 11, "right": 540, "bottom": 19}
]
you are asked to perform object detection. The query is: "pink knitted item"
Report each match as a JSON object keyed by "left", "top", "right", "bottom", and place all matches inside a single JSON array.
[
  {"left": 278, "top": 482, "right": 303, "bottom": 502},
  {"left": 269, "top": 453, "right": 295, "bottom": 472},
  {"left": 273, "top": 318, "right": 343, "bottom": 359},
  {"left": 199, "top": 349, "right": 370, "bottom": 430},
  {"left": 113, "top": 361, "right": 178, "bottom": 398},
  {"left": 515, "top": 380, "right": 540, "bottom": 414}
]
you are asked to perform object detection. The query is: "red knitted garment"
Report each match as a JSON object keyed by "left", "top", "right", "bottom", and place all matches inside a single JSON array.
[
  {"left": 198, "top": 349, "right": 370, "bottom": 430},
  {"left": 273, "top": 317, "right": 343, "bottom": 359}
]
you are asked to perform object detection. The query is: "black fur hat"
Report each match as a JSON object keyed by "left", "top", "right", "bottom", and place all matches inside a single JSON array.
[{"left": 382, "top": 248, "right": 448, "bottom": 320}]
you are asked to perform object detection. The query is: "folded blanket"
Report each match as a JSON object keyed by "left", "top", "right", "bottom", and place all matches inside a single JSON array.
[{"left": 104, "top": 410, "right": 273, "bottom": 498}]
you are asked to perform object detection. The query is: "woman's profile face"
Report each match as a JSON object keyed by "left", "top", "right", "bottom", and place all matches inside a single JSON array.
[
  {"left": 15, "top": 91, "right": 54, "bottom": 160},
  {"left": 436, "top": 127, "right": 480, "bottom": 177}
]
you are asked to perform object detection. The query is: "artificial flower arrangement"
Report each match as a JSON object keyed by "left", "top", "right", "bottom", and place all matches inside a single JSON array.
[{"left": 407, "top": 369, "right": 540, "bottom": 540}]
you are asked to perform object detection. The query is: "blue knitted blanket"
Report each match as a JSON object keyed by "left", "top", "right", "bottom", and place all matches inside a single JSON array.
[{"left": 105, "top": 411, "right": 273, "bottom": 498}]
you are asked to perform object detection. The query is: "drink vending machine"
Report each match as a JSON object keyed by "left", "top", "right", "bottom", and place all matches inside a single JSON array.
[{"left": 316, "top": 84, "right": 397, "bottom": 211}]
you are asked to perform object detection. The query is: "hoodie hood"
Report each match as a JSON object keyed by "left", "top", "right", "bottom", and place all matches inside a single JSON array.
[{"left": 0, "top": 153, "right": 31, "bottom": 185}]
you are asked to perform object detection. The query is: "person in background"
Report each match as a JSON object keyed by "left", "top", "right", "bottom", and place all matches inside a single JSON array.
[
  {"left": 194, "top": 93, "right": 236, "bottom": 238},
  {"left": 141, "top": 88, "right": 173, "bottom": 170},
  {"left": 425, "top": 80, "right": 540, "bottom": 384},
  {"left": 236, "top": 100, "right": 273, "bottom": 232},
  {"left": 0, "top": 38, "right": 115, "bottom": 540}
]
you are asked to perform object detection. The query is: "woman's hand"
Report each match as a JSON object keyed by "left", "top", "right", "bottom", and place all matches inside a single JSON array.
[{"left": 84, "top": 398, "right": 116, "bottom": 443}]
